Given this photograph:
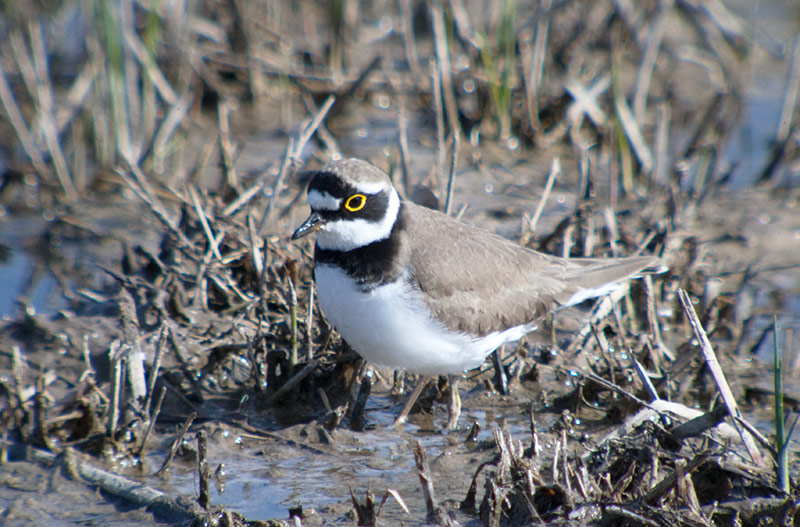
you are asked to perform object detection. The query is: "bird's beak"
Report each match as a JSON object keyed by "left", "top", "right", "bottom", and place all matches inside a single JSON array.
[{"left": 291, "top": 211, "right": 325, "bottom": 240}]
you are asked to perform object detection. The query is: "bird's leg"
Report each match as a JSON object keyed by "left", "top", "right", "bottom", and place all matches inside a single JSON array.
[
  {"left": 491, "top": 345, "right": 509, "bottom": 395},
  {"left": 393, "top": 376, "right": 431, "bottom": 427},
  {"left": 446, "top": 374, "right": 461, "bottom": 430},
  {"left": 392, "top": 370, "right": 406, "bottom": 395}
]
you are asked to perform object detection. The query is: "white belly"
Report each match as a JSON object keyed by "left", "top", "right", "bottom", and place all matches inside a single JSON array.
[{"left": 314, "top": 265, "right": 535, "bottom": 375}]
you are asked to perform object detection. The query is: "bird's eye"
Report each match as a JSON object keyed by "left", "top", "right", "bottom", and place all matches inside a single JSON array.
[{"left": 344, "top": 193, "right": 367, "bottom": 212}]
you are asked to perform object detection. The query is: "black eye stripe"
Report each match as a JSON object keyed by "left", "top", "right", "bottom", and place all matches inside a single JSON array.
[{"left": 308, "top": 171, "right": 358, "bottom": 199}]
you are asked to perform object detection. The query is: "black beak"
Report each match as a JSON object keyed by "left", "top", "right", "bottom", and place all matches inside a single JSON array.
[{"left": 291, "top": 211, "right": 324, "bottom": 240}]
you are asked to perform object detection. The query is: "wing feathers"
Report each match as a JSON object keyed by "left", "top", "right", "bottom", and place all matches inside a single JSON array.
[{"left": 402, "top": 202, "right": 659, "bottom": 336}]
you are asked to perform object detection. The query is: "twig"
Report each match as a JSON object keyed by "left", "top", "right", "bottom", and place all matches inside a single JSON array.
[
  {"left": 529, "top": 157, "right": 561, "bottom": 234},
  {"left": 0, "top": 60, "right": 49, "bottom": 178},
  {"left": 565, "top": 75, "right": 610, "bottom": 129},
  {"left": 397, "top": 101, "right": 412, "bottom": 200},
  {"left": 430, "top": 2, "right": 460, "bottom": 138},
  {"left": 246, "top": 213, "right": 264, "bottom": 278},
  {"left": 633, "top": 0, "right": 674, "bottom": 122},
  {"left": 564, "top": 287, "right": 629, "bottom": 358},
  {"left": 116, "top": 165, "right": 194, "bottom": 252},
  {"left": 614, "top": 93, "right": 653, "bottom": 174},
  {"left": 138, "top": 386, "right": 166, "bottom": 457},
  {"left": 631, "top": 357, "right": 659, "bottom": 401},
  {"left": 291, "top": 95, "right": 336, "bottom": 162},
  {"left": 306, "top": 281, "right": 315, "bottom": 361},
  {"left": 144, "top": 324, "right": 169, "bottom": 419},
  {"left": 197, "top": 430, "right": 210, "bottom": 509},
  {"left": 399, "top": 0, "right": 423, "bottom": 83},
  {"left": 119, "top": 290, "right": 146, "bottom": 406},
  {"left": 222, "top": 165, "right": 273, "bottom": 218},
  {"left": 641, "top": 452, "right": 710, "bottom": 505},
  {"left": 217, "top": 99, "right": 237, "bottom": 189},
  {"left": 669, "top": 403, "right": 728, "bottom": 441},
  {"left": 653, "top": 101, "right": 671, "bottom": 186},
  {"left": 431, "top": 62, "right": 446, "bottom": 196},
  {"left": 777, "top": 35, "right": 800, "bottom": 144},
  {"left": 443, "top": 133, "right": 460, "bottom": 216},
  {"left": 448, "top": 0, "right": 479, "bottom": 50},
  {"left": 122, "top": 26, "right": 178, "bottom": 104},
  {"left": 189, "top": 185, "right": 224, "bottom": 262},
  {"left": 412, "top": 441, "right": 444, "bottom": 525},
  {"left": 260, "top": 139, "right": 294, "bottom": 231},
  {"left": 156, "top": 411, "right": 197, "bottom": 475},
  {"left": 393, "top": 378, "right": 431, "bottom": 427},
  {"left": 677, "top": 289, "right": 764, "bottom": 466},
  {"left": 643, "top": 274, "right": 672, "bottom": 361},
  {"left": 264, "top": 359, "right": 320, "bottom": 405},
  {"left": 287, "top": 275, "right": 299, "bottom": 368},
  {"left": 524, "top": 0, "right": 551, "bottom": 133},
  {"left": 28, "top": 22, "right": 78, "bottom": 200},
  {"left": 34, "top": 370, "right": 56, "bottom": 451},
  {"left": 350, "top": 369, "right": 373, "bottom": 431},
  {"left": 107, "top": 341, "right": 123, "bottom": 438},
  {"left": 151, "top": 92, "right": 192, "bottom": 173},
  {"left": 25, "top": 446, "right": 206, "bottom": 524}
]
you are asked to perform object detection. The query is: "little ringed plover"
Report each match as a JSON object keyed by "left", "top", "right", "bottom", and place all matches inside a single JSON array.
[{"left": 292, "top": 158, "right": 662, "bottom": 428}]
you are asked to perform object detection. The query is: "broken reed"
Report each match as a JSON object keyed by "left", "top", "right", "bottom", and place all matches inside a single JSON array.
[{"left": 772, "top": 315, "right": 795, "bottom": 495}]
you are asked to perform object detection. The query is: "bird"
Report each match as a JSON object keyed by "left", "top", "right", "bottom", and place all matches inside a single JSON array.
[{"left": 292, "top": 158, "right": 662, "bottom": 429}]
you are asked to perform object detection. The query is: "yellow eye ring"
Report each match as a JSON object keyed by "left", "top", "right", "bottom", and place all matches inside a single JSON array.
[{"left": 344, "top": 193, "right": 367, "bottom": 212}]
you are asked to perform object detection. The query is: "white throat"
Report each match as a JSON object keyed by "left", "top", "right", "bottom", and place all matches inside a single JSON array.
[{"left": 316, "top": 189, "right": 401, "bottom": 251}]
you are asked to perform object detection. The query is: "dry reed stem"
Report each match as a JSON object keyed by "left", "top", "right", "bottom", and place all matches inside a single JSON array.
[
  {"left": 615, "top": 93, "right": 654, "bottom": 174},
  {"left": 431, "top": 62, "right": 446, "bottom": 194},
  {"left": 189, "top": 185, "right": 224, "bottom": 262},
  {"left": 525, "top": 0, "right": 552, "bottom": 134},
  {"left": 152, "top": 92, "right": 192, "bottom": 173},
  {"left": 777, "top": 35, "right": 800, "bottom": 144},
  {"left": 156, "top": 411, "right": 197, "bottom": 475},
  {"left": 263, "top": 359, "right": 320, "bottom": 405},
  {"left": 444, "top": 132, "right": 460, "bottom": 216},
  {"left": 29, "top": 22, "right": 78, "bottom": 200},
  {"left": 260, "top": 138, "right": 295, "bottom": 231},
  {"left": 633, "top": 0, "right": 674, "bottom": 123},
  {"left": 143, "top": 324, "right": 169, "bottom": 419},
  {"left": 122, "top": 27, "right": 178, "bottom": 104},
  {"left": 396, "top": 101, "right": 412, "bottom": 200},
  {"left": 677, "top": 289, "right": 764, "bottom": 467},
  {"left": 642, "top": 452, "right": 710, "bottom": 506},
  {"left": 448, "top": 0, "right": 479, "bottom": 50},
  {"left": 399, "top": 0, "right": 423, "bottom": 85},
  {"left": 138, "top": 386, "right": 166, "bottom": 457},
  {"left": 217, "top": 100, "right": 238, "bottom": 189},
  {"left": 0, "top": 60, "right": 49, "bottom": 176},
  {"left": 528, "top": 157, "right": 561, "bottom": 235},
  {"left": 430, "top": 2, "right": 461, "bottom": 140},
  {"left": 565, "top": 75, "right": 610, "bottom": 130},
  {"left": 197, "top": 430, "right": 210, "bottom": 509},
  {"left": 653, "top": 101, "right": 671, "bottom": 186},
  {"left": 28, "top": 447, "right": 203, "bottom": 519}
]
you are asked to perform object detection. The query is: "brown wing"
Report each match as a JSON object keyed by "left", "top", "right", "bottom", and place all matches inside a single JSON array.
[{"left": 402, "top": 202, "right": 657, "bottom": 336}]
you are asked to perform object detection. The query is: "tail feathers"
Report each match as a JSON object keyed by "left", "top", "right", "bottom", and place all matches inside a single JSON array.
[{"left": 559, "top": 256, "right": 665, "bottom": 308}]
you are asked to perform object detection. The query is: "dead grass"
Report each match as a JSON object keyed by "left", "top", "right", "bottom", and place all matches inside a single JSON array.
[{"left": 0, "top": 0, "right": 798, "bottom": 525}]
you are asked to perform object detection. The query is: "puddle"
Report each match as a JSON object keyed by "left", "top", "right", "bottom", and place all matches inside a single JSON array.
[
  {"left": 0, "top": 215, "right": 68, "bottom": 319},
  {"left": 139, "top": 396, "right": 547, "bottom": 520}
]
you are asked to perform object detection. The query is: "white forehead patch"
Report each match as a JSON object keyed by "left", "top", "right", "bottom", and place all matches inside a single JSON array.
[
  {"left": 350, "top": 180, "right": 389, "bottom": 194},
  {"left": 308, "top": 189, "right": 341, "bottom": 211}
]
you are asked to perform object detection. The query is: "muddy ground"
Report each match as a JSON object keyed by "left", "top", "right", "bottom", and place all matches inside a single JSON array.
[{"left": 1, "top": 0, "right": 799, "bottom": 526}]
